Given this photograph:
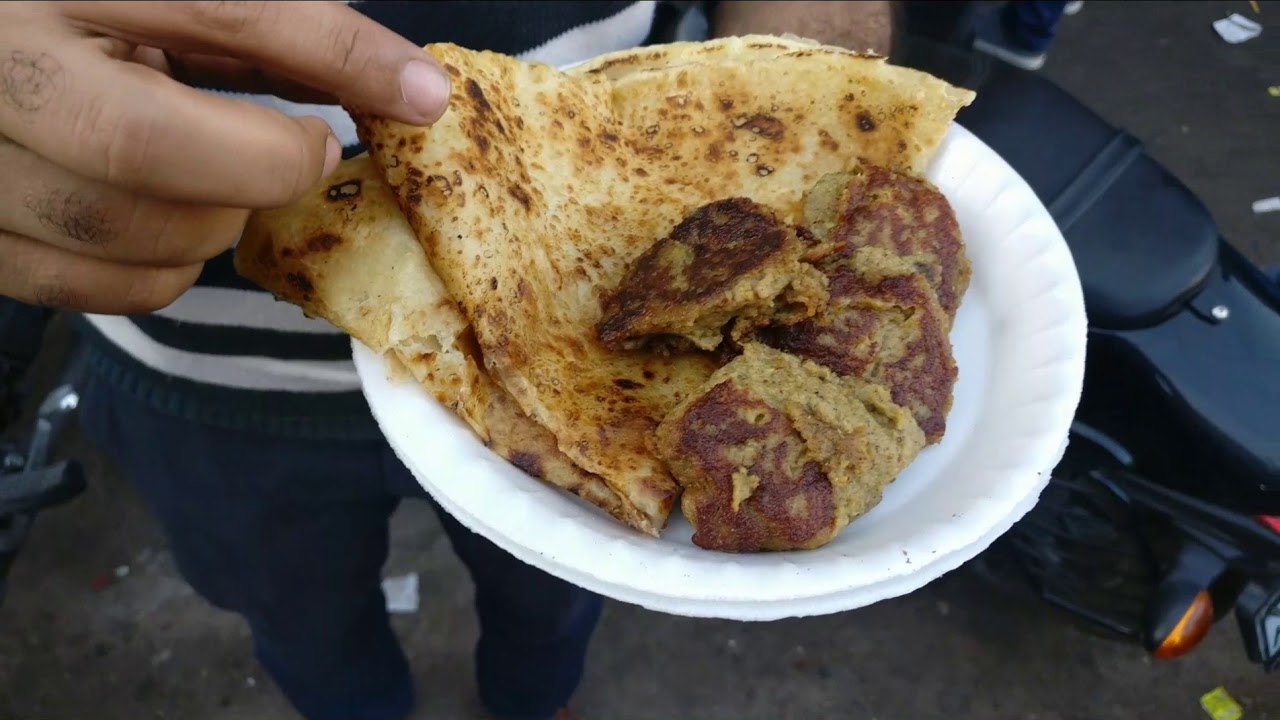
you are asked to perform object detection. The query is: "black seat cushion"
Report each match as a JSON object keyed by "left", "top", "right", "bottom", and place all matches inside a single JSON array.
[{"left": 956, "top": 59, "right": 1220, "bottom": 329}]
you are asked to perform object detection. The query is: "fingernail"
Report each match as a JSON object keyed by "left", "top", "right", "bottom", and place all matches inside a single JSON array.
[
  {"left": 400, "top": 60, "right": 451, "bottom": 124},
  {"left": 322, "top": 133, "right": 341, "bottom": 178}
]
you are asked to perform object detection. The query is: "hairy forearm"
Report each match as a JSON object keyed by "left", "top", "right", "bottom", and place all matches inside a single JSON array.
[{"left": 709, "top": 1, "right": 897, "bottom": 56}]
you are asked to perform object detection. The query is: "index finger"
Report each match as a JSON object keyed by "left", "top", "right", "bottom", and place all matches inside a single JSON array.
[{"left": 55, "top": 1, "right": 451, "bottom": 126}]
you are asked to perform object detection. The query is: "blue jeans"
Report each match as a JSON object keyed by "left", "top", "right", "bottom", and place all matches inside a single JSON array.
[
  {"left": 1003, "top": 1, "right": 1069, "bottom": 53},
  {"left": 77, "top": 372, "right": 602, "bottom": 720}
]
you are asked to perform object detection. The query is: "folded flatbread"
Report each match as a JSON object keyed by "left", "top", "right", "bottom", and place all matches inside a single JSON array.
[
  {"left": 348, "top": 37, "right": 973, "bottom": 533},
  {"left": 235, "top": 156, "right": 652, "bottom": 533},
  {"left": 569, "top": 34, "right": 826, "bottom": 80}
]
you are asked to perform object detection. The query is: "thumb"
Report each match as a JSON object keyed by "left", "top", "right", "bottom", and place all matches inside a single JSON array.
[
  {"left": 57, "top": 2, "right": 454, "bottom": 126},
  {"left": 280, "top": 115, "right": 344, "bottom": 206}
]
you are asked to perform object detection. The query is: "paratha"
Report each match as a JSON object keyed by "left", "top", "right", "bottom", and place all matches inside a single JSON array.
[
  {"left": 235, "top": 156, "right": 653, "bottom": 534},
  {"left": 569, "top": 34, "right": 826, "bottom": 80},
  {"left": 235, "top": 155, "right": 483, "bottom": 428},
  {"left": 350, "top": 38, "right": 973, "bottom": 534}
]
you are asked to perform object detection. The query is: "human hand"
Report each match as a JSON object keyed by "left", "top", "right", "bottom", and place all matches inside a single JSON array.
[{"left": 0, "top": 1, "right": 451, "bottom": 314}]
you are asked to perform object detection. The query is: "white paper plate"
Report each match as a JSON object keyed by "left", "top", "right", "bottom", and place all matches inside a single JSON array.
[{"left": 355, "top": 122, "right": 1088, "bottom": 621}]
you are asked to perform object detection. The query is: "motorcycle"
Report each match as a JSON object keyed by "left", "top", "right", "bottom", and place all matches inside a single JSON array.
[
  {"left": 896, "top": 32, "right": 1280, "bottom": 671},
  {"left": 0, "top": 301, "right": 85, "bottom": 608}
]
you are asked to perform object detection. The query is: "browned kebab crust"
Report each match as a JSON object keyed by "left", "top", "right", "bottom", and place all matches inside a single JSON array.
[
  {"left": 641, "top": 160, "right": 969, "bottom": 550},
  {"left": 654, "top": 343, "right": 925, "bottom": 552},
  {"left": 597, "top": 198, "right": 828, "bottom": 353},
  {"left": 803, "top": 165, "right": 971, "bottom": 326},
  {"left": 751, "top": 246, "right": 957, "bottom": 444}
]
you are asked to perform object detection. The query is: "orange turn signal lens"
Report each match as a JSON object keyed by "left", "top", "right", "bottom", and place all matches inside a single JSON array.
[{"left": 1154, "top": 589, "right": 1214, "bottom": 660}]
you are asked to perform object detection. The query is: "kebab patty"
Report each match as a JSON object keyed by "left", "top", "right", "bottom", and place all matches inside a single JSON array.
[
  {"left": 803, "top": 165, "right": 971, "bottom": 325},
  {"left": 597, "top": 198, "right": 828, "bottom": 353},
  {"left": 654, "top": 343, "right": 925, "bottom": 552},
  {"left": 753, "top": 246, "right": 957, "bottom": 444}
]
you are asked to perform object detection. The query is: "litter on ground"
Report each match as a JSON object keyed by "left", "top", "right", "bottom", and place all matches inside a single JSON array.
[
  {"left": 382, "top": 572, "right": 420, "bottom": 614},
  {"left": 1213, "top": 13, "right": 1262, "bottom": 44},
  {"left": 1199, "top": 686, "right": 1244, "bottom": 720},
  {"left": 1252, "top": 196, "right": 1280, "bottom": 214}
]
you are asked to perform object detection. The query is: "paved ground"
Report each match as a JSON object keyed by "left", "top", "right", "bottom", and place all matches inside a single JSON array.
[{"left": 1, "top": 2, "right": 1278, "bottom": 719}]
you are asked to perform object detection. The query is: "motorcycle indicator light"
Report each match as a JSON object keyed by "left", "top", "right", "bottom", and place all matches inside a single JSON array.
[{"left": 1153, "top": 590, "right": 1215, "bottom": 661}]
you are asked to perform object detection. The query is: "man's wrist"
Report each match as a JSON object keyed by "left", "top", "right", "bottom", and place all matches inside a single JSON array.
[{"left": 706, "top": 1, "right": 897, "bottom": 56}]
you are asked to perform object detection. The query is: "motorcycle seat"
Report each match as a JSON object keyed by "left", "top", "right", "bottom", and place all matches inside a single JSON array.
[
  {"left": 898, "top": 36, "right": 1280, "bottom": 509},
  {"left": 955, "top": 60, "right": 1220, "bottom": 330}
]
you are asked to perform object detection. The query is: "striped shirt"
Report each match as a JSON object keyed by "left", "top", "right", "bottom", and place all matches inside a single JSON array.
[{"left": 78, "top": 1, "right": 682, "bottom": 438}]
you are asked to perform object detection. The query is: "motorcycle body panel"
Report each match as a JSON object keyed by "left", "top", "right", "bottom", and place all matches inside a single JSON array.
[
  {"left": 954, "top": 57, "right": 1280, "bottom": 513},
  {"left": 1078, "top": 247, "right": 1280, "bottom": 512}
]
